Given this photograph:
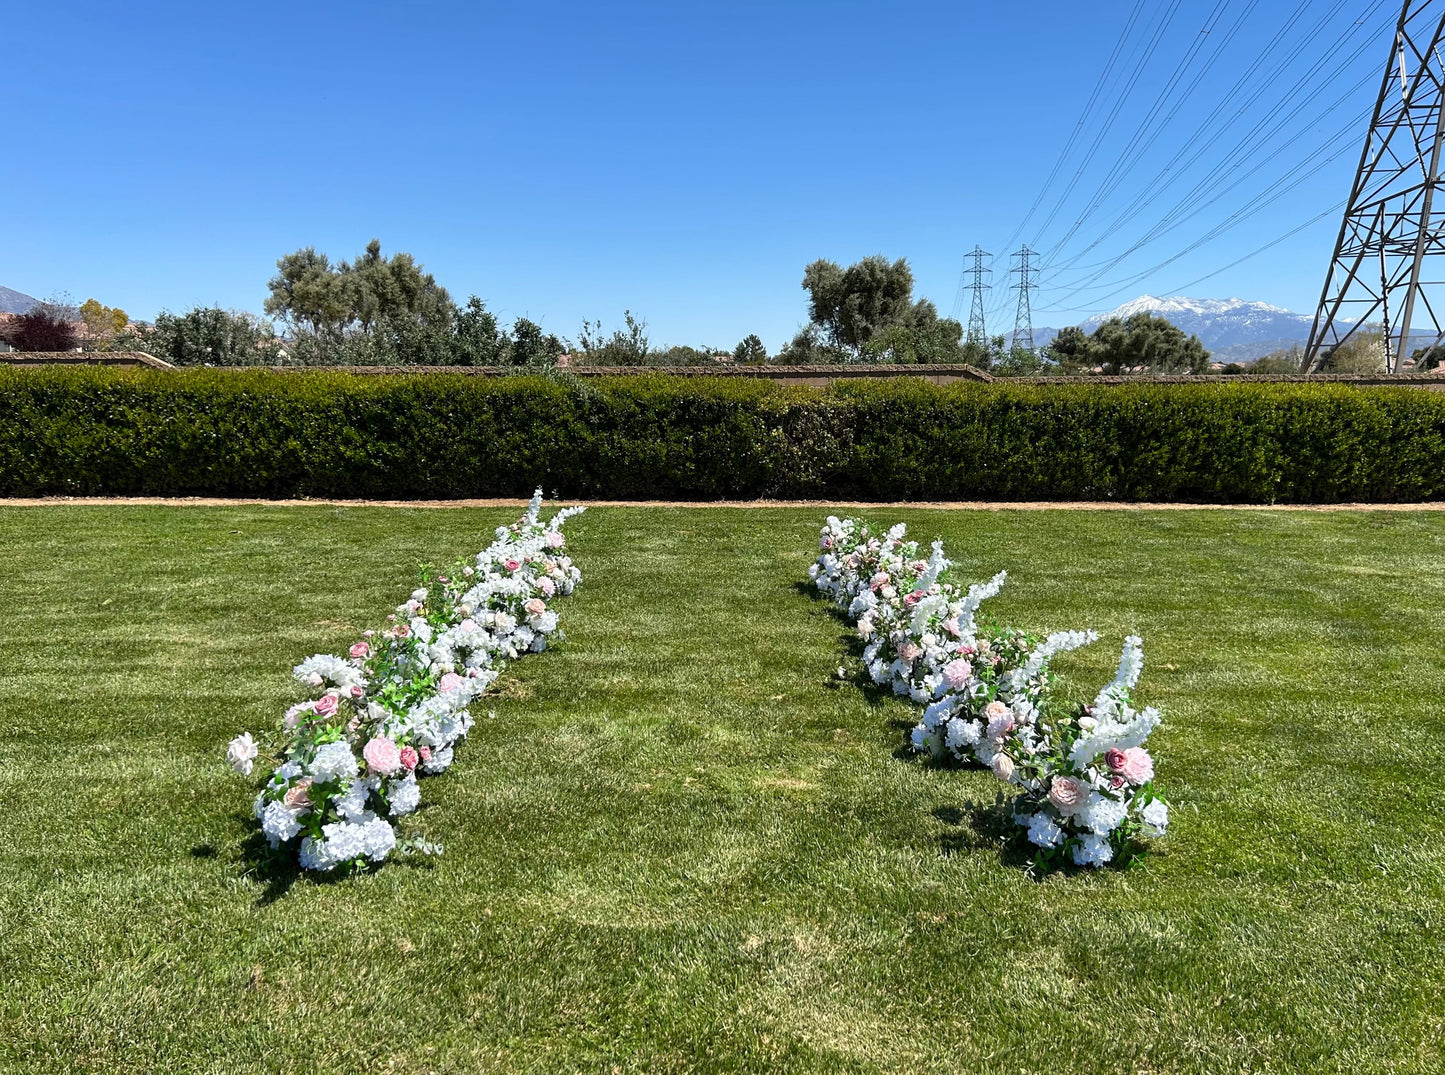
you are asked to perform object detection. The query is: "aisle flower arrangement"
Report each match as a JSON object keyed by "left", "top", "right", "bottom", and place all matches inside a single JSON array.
[
  {"left": 227, "top": 491, "right": 585, "bottom": 872},
  {"left": 810, "top": 515, "right": 1169, "bottom": 870}
]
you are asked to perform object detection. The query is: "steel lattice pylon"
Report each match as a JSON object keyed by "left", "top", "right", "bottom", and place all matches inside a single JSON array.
[
  {"left": 964, "top": 245, "right": 992, "bottom": 347},
  {"left": 1010, "top": 246, "right": 1039, "bottom": 354},
  {"left": 1304, "top": 1, "right": 1445, "bottom": 372}
]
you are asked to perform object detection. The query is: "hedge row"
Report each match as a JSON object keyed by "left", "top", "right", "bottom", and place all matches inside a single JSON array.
[{"left": 2, "top": 367, "right": 1444, "bottom": 502}]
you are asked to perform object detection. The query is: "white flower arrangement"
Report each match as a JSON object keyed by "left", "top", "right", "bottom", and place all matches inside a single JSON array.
[
  {"left": 811, "top": 516, "right": 1169, "bottom": 870},
  {"left": 227, "top": 490, "right": 585, "bottom": 873}
]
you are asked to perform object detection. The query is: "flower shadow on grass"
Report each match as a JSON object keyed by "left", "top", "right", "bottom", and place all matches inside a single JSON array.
[
  {"left": 934, "top": 797, "right": 1038, "bottom": 874},
  {"left": 226, "top": 812, "right": 440, "bottom": 905}
]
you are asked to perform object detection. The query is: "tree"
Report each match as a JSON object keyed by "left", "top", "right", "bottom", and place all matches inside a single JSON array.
[
  {"left": 1320, "top": 325, "right": 1385, "bottom": 374},
  {"left": 1411, "top": 343, "right": 1445, "bottom": 370},
  {"left": 733, "top": 333, "right": 767, "bottom": 364},
  {"left": 264, "top": 240, "right": 453, "bottom": 340},
  {"left": 1091, "top": 313, "right": 1208, "bottom": 374},
  {"left": 1250, "top": 346, "right": 1304, "bottom": 374},
  {"left": 264, "top": 247, "right": 350, "bottom": 335},
  {"left": 142, "top": 307, "right": 282, "bottom": 365},
  {"left": 452, "top": 297, "right": 507, "bottom": 365},
  {"left": 1042, "top": 325, "right": 1094, "bottom": 373},
  {"left": 0, "top": 300, "right": 79, "bottom": 352},
  {"left": 79, "top": 298, "right": 129, "bottom": 337},
  {"left": 504, "top": 317, "right": 566, "bottom": 367},
  {"left": 799, "top": 255, "right": 962, "bottom": 362},
  {"left": 576, "top": 311, "right": 651, "bottom": 365}
]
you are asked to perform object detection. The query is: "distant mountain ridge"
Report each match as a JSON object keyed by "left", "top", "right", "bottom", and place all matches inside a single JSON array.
[
  {"left": 1034, "top": 295, "right": 1315, "bottom": 363},
  {"left": 0, "top": 286, "right": 38, "bottom": 315}
]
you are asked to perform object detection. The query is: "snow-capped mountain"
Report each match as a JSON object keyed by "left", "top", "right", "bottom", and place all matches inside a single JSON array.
[{"left": 1034, "top": 295, "right": 1315, "bottom": 362}]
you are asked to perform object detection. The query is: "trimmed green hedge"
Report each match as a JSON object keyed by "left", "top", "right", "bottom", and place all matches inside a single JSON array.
[{"left": 2, "top": 367, "right": 1443, "bottom": 502}]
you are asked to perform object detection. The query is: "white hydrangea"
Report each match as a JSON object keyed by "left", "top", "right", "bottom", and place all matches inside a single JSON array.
[
  {"left": 1072, "top": 834, "right": 1114, "bottom": 867},
  {"left": 1021, "top": 811, "right": 1064, "bottom": 849},
  {"left": 388, "top": 775, "right": 421, "bottom": 816},
  {"left": 1141, "top": 798, "right": 1169, "bottom": 835},
  {"left": 293, "top": 654, "right": 365, "bottom": 691},
  {"left": 308, "top": 740, "right": 360, "bottom": 785},
  {"left": 258, "top": 798, "right": 303, "bottom": 847},
  {"left": 1078, "top": 792, "right": 1129, "bottom": 835}
]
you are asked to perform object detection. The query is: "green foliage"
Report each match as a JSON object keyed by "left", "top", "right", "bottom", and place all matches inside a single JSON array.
[
  {"left": 799, "top": 255, "right": 965, "bottom": 363},
  {"left": 1042, "top": 313, "right": 1209, "bottom": 375},
  {"left": 733, "top": 333, "right": 767, "bottom": 364},
  {"left": 1251, "top": 348, "right": 1305, "bottom": 374},
  {"left": 1323, "top": 326, "right": 1386, "bottom": 374},
  {"left": 1042, "top": 325, "right": 1093, "bottom": 373},
  {"left": 2, "top": 369, "right": 1444, "bottom": 502},
  {"left": 127, "top": 307, "right": 283, "bottom": 366},
  {"left": 1094, "top": 312, "right": 1209, "bottom": 374},
  {"left": 1412, "top": 343, "right": 1445, "bottom": 371},
  {"left": 576, "top": 311, "right": 653, "bottom": 365},
  {"left": 265, "top": 239, "right": 454, "bottom": 335},
  {"left": 79, "top": 298, "right": 129, "bottom": 336}
]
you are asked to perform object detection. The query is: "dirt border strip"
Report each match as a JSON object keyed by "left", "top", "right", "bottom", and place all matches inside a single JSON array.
[{"left": 2, "top": 497, "right": 1443, "bottom": 511}]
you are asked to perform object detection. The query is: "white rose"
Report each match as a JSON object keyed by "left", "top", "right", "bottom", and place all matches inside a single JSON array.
[{"left": 226, "top": 732, "right": 258, "bottom": 776}]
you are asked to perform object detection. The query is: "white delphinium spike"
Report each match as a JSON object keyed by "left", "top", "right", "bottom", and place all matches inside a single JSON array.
[
  {"left": 1093, "top": 635, "right": 1145, "bottom": 717},
  {"left": 1020, "top": 629, "right": 1099, "bottom": 680},
  {"left": 956, "top": 570, "right": 1008, "bottom": 630},
  {"left": 525, "top": 488, "right": 544, "bottom": 524},
  {"left": 1070, "top": 705, "right": 1162, "bottom": 768},
  {"left": 914, "top": 539, "right": 950, "bottom": 592}
]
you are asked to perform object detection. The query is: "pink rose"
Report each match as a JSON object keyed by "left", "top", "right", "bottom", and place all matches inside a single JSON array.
[
  {"left": 350, "top": 685, "right": 364, "bottom": 699},
  {"left": 911, "top": 560, "right": 928, "bottom": 573},
  {"left": 459, "top": 618, "right": 477, "bottom": 632},
  {"left": 1119, "top": 747, "right": 1154, "bottom": 785},
  {"left": 350, "top": 642, "right": 370, "bottom": 659},
  {"left": 537, "top": 577, "right": 556, "bottom": 597},
  {"left": 437, "top": 672, "right": 463, "bottom": 693},
  {"left": 282, "top": 778, "right": 312, "bottom": 810},
  {"left": 524, "top": 598, "right": 547, "bottom": 618},
  {"left": 942, "top": 616, "right": 961, "bottom": 636},
  {"left": 504, "top": 558, "right": 522, "bottom": 572},
  {"left": 992, "top": 754, "right": 1015, "bottom": 782},
  {"left": 857, "top": 616, "right": 874, "bottom": 639},
  {"left": 986, "top": 711, "right": 1016, "bottom": 742},
  {"left": 869, "top": 572, "right": 889, "bottom": 591},
  {"left": 821, "top": 535, "right": 834, "bottom": 550},
  {"left": 1104, "top": 748, "right": 1128, "bottom": 772},
  {"left": 941, "top": 658, "right": 972, "bottom": 691},
  {"left": 903, "top": 592, "right": 921, "bottom": 607},
  {"left": 399, "top": 746, "right": 420, "bottom": 771},
  {"left": 1110, "top": 775, "right": 1126, "bottom": 790},
  {"left": 313, "top": 693, "right": 339, "bottom": 720},
  {"left": 546, "top": 531, "right": 565, "bottom": 548},
  {"left": 363, "top": 629, "right": 375, "bottom": 638},
  {"left": 283, "top": 702, "right": 310, "bottom": 729},
  {"left": 392, "top": 623, "right": 411, "bottom": 638},
  {"left": 1048, "top": 775, "right": 1089, "bottom": 814},
  {"left": 363, "top": 737, "right": 402, "bottom": 776},
  {"left": 898, "top": 641, "right": 921, "bottom": 662},
  {"left": 418, "top": 746, "right": 432, "bottom": 762}
]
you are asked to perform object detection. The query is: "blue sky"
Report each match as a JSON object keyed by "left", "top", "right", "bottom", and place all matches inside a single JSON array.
[{"left": 5, "top": 1, "right": 1397, "bottom": 349}]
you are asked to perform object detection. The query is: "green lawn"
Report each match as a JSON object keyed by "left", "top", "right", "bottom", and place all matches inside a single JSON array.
[{"left": 2, "top": 505, "right": 1443, "bottom": 1074}]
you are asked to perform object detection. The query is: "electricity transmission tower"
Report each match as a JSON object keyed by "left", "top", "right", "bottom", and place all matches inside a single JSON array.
[
  {"left": 964, "top": 246, "right": 992, "bottom": 347},
  {"left": 1304, "top": 2, "right": 1445, "bottom": 372},
  {"left": 1010, "top": 246, "right": 1039, "bottom": 353}
]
